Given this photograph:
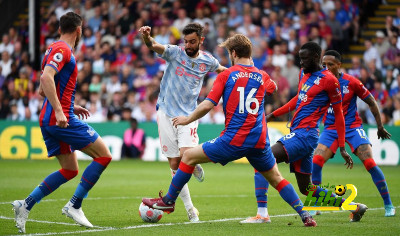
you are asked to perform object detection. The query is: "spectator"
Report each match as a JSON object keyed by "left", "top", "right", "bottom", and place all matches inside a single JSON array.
[
  {"left": 88, "top": 6, "right": 102, "bottom": 32},
  {"left": 271, "top": 44, "right": 287, "bottom": 68},
  {"left": 0, "top": 51, "right": 13, "bottom": 77},
  {"left": 121, "top": 118, "right": 146, "bottom": 158},
  {"left": 55, "top": 0, "right": 73, "bottom": 20},
  {"left": 363, "top": 40, "right": 382, "bottom": 70},
  {"left": 172, "top": 8, "right": 191, "bottom": 32},
  {"left": 375, "top": 31, "right": 390, "bottom": 58},
  {"left": 326, "top": 10, "right": 343, "bottom": 53},
  {"left": 281, "top": 54, "right": 300, "bottom": 95},
  {"left": 0, "top": 34, "right": 14, "bottom": 55}
]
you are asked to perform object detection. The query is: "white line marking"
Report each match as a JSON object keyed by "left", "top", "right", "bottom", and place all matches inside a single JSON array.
[
  {"left": 0, "top": 216, "right": 109, "bottom": 228},
  {"left": 2, "top": 206, "right": 395, "bottom": 236}
]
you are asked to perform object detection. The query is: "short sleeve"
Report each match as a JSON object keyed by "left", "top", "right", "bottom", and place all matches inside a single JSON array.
[
  {"left": 209, "top": 56, "right": 219, "bottom": 72},
  {"left": 160, "top": 44, "right": 179, "bottom": 61},
  {"left": 45, "top": 46, "right": 71, "bottom": 73},
  {"left": 353, "top": 79, "right": 371, "bottom": 100},
  {"left": 206, "top": 71, "right": 228, "bottom": 105},
  {"left": 325, "top": 76, "right": 342, "bottom": 105},
  {"left": 262, "top": 71, "right": 276, "bottom": 95}
]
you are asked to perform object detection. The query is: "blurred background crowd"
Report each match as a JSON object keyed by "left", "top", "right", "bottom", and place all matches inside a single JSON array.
[{"left": 0, "top": 0, "right": 400, "bottom": 126}]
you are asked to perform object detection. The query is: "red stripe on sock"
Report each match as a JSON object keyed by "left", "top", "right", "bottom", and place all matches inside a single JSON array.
[
  {"left": 290, "top": 198, "right": 300, "bottom": 206},
  {"left": 94, "top": 157, "right": 112, "bottom": 167},
  {"left": 254, "top": 169, "right": 259, "bottom": 173},
  {"left": 381, "top": 192, "right": 389, "bottom": 195},
  {"left": 255, "top": 188, "right": 268, "bottom": 190},
  {"left": 312, "top": 155, "right": 325, "bottom": 168},
  {"left": 275, "top": 179, "right": 290, "bottom": 192},
  {"left": 82, "top": 176, "right": 94, "bottom": 186},
  {"left": 43, "top": 181, "right": 53, "bottom": 192},
  {"left": 59, "top": 169, "right": 78, "bottom": 180},
  {"left": 375, "top": 179, "right": 386, "bottom": 184},
  {"left": 363, "top": 158, "right": 377, "bottom": 171},
  {"left": 257, "top": 201, "right": 267, "bottom": 203},
  {"left": 178, "top": 161, "right": 195, "bottom": 174}
]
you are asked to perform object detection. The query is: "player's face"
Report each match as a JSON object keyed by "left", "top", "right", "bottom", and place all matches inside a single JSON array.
[
  {"left": 322, "top": 55, "right": 341, "bottom": 77},
  {"left": 183, "top": 33, "right": 202, "bottom": 57},
  {"left": 299, "top": 49, "right": 319, "bottom": 73}
]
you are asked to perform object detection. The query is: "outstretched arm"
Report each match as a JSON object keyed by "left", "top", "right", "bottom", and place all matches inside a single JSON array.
[
  {"left": 364, "top": 95, "right": 391, "bottom": 139},
  {"left": 172, "top": 100, "right": 215, "bottom": 127},
  {"left": 139, "top": 26, "right": 165, "bottom": 55},
  {"left": 269, "top": 94, "right": 298, "bottom": 119},
  {"left": 215, "top": 65, "right": 227, "bottom": 73}
]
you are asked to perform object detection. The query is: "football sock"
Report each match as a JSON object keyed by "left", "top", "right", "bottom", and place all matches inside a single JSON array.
[
  {"left": 275, "top": 179, "right": 306, "bottom": 215},
  {"left": 312, "top": 187, "right": 353, "bottom": 207},
  {"left": 312, "top": 155, "right": 325, "bottom": 185},
  {"left": 171, "top": 169, "right": 194, "bottom": 211},
  {"left": 71, "top": 157, "right": 111, "bottom": 209},
  {"left": 26, "top": 169, "right": 78, "bottom": 211},
  {"left": 363, "top": 158, "right": 392, "bottom": 206},
  {"left": 254, "top": 171, "right": 269, "bottom": 217},
  {"left": 163, "top": 162, "right": 194, "bottom": 205}
]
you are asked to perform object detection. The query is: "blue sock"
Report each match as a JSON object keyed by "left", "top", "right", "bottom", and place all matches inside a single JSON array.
[
  {"left": 312, "top": 155, "right": 325, "bottom": 185},
  {"left": 254, "top": 171, "right": 268, "bottom": 208},
  {"left": 26, "top": 170, "right": 70, "bottom": 210},
  {"left": 163, "top": 162, "right": 194, "bottom": 204},
  {"left": 369, "top": 166, "right": 392, "bottom": 205},
  {"left": 71, "top": 157, "right": 111, "bottom": 209},
  {"left": 276, "top": 179, "right": 306, "bottom": 216},
  {"left": 314, "top": 187, "right": 349, "bottom": 206}
]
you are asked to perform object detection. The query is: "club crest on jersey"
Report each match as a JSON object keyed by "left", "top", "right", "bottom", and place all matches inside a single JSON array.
[
  {"left": 192, "top": 61, "right": 195, "bottom": 68},
  {"left": 314, "top": 77, "right": 321, "bottom": 85},
  {"left": 343, "top": 86, "right": 349, "bottom": 94},
  {"left": 53, "top": 53, "right": 63, "bottom": 62},
  {"left": 301, "top": 84, "right": 310, "bottom": 92},
  {"left": 199, "top": 63, "right": 206, "bottom": 72}
]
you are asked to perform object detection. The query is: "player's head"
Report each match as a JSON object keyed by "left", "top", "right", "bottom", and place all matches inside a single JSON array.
[
  {"left": 299, "top": 42, "right": 321, "bottom": 73},
  {"left": 219, "top": 34, "right": 252, "bottom": 65},
  {"left": 323, "top": 50, "right": 342, "bottom": 78},
  {"left": 59, "top": 12, "right": 83, "bottom": 48},
  {"left": 182, "top": 23, "right": 204, "bottom": 57}
]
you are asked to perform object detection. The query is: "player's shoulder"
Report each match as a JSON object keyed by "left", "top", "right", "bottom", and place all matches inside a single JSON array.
[
  {"left": 49, "top": 41, "right": 72, "bottom": 59},
  {"left": 342, "top": 73, "right": 360, "bottom": 84},
  {"left": 321, "top": 69, "right": 338, "bottom": 82}
]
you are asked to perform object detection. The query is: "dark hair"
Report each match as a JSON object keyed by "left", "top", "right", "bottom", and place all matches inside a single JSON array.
[
  {"left": 130, "top": 117, "right": 138, "bottom": 124},
  {"left": 324, "top": 50, "right": 341, "bottom": 62},
  {"left": 59, "top": 12, "right": 82, "bottom": 34},
  {"left": 182, "top": 23, "right": 204, "bottom": 37},
  {"left": 300, "top": 42, "right": 322, "bottom": 58}
]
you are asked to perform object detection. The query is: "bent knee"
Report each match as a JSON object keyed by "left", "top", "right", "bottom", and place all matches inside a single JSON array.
[
  {"left": 59, "top": 168, "right": 79, "bottom": 180},
  {"left": 94, "top": 157, "right": 112, "bottom": 167}
]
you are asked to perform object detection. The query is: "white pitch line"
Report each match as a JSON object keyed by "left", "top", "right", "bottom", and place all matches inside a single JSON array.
[
  {"left": 0, "top": 195, "right": 251, "bottom": 205},
  {"left": 2, "top": 206, "right": 395, "bottom": 236},
  {"left": 0, "top": 216, "right": 109, "bottom": 228}
]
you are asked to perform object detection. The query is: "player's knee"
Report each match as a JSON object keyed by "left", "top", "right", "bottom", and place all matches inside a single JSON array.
[
  {"left": 362, "top": 158, "right": 377, "bottom": 171},
  {"left": 59, "top": 168, "right": 79, "bottom": 180}
]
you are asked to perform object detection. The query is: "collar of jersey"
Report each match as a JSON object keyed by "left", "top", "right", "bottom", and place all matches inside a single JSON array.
[
  {"left": 57, "top": 40, "right": 73, "bottom": 51},
  {"left": 237, "top": 63, "right": 253, "bottom": 67}
]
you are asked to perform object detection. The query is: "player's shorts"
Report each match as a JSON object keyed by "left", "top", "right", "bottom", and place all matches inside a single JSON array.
[
  {"left": 319, "top": 127, "right": 371, "bottom": 154},
  {"left": 277, "top": 128, "right": 319, "bottom": 175},
  {"left": 157, "top": 109, "right": 199, "bottom": 158},
  {"left": 202, "top": 137, "right": 276, "bottom": 172},
  {"left": 40, "top": 117, "right": 99, "bottom": 157}
]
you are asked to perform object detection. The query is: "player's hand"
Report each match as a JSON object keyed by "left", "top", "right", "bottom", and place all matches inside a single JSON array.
[
  {"left": 139, "top": 26, "right": 151, "bottom": 38},
  {"left": 339, "top": 147, "right": 353, "bottom": 169},
  {"left": 377, "top": 127, "right": 391, "bottom": 139},
  {"left": 266, "top": 113, "right": 275, "bottom": 122},
  {"left": 74, "top": 105, "right": 90, "bottom": 120},
  {"left": 55, "top": 110, "right": 69, "bottom": 128},
  {"left": 172, "top": 116, "right": 190, "bottom": 127}
]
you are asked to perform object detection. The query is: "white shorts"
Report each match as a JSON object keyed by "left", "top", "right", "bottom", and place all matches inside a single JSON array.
[{"left": 157, "top": 109, "right": 199, "bottom": 157}]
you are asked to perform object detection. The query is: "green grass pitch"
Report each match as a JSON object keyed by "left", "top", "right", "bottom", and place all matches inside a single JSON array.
[{"left": 0, "top": 159, "right": 399, "bottom": 235}]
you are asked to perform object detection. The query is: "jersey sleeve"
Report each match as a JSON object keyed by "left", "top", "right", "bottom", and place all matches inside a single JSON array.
[
  {"left": 353, "top": 79, "right": 371, "bottom": 100},
  {"left": 206, "top": 71, "right": 228, "bottom": 105},
  {"left": 262, "top": 71, "right": 277, "bottom": 95},
  {"left": 160, "top": 44, "right": 179, "bottom": 61},
  {"left": 209, "top": 55, "right": 219, "bottom": 72},
  {"left": 324, "top": 76, "right": 342, "bottom": 105},
  {"left": 45, "top": 45, "right": 71, "bottom": 73}
]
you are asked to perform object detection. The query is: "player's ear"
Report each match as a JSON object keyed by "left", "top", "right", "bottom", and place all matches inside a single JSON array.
[{"left": 200, "top": 36, "right": 205, "bottom": 45}]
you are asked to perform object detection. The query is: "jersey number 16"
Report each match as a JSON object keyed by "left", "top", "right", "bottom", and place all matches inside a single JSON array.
[{"left": 237, "top": 87, "right": 259, "bottom": 114}]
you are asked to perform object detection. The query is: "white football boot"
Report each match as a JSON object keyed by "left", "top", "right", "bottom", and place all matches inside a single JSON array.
[
  {"left": 240, "top": 214, "right": 271, "bottom": 223},
  {"left": 62, "top": 201, "right": 93, "bottom": 228},
  {"left": 193, "top": 164, "right": 205, "bottom": 182},
  {"left": 12, "top": 200, "right": 30, "bottom": 233},
  {"left": 187, "top": 207, "right": 200, "bottom": 222}
]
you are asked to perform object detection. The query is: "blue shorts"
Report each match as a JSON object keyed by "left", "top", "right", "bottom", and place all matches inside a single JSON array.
[
  {"left": 277, "top": 128, "right": 319, "bottom": 175},
  {"left": 202, "top": 137, "right": 276, "bottom": 172},
  {"left": 40, "top": 118, "right": 99, "bottom": 157},
  {"left": 319, "top": 127, "right": 371, "bottom": 154}
]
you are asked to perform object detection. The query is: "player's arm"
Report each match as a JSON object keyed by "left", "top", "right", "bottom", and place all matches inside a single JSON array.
[
  {"left": 267, "top": 94, "right": 298, "bottom": 121},
  {"left": 139, "top": 26, "right": 165, "bottom": 55},
  {"left": 41, "top": 66, "right": 68, "bottom": 128},
  {"left": 38, "top": 82, "right": 45, "bottom": 97},
  {"left": 215, "top": 65, "right": 227, "bottom": 73},
  {"left": 172, "top": 100, "right": 214, "bottom": 127},
  {"left": 363, "top": 95, "right": 391, "bottom": 139}
]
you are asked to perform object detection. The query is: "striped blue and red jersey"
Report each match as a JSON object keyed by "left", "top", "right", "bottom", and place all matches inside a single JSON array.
[
  {"left": 206, "top": 64, "right": 276, "bottom": 149},
  {"left": 290, "top": 68, "right": 342, "bottom": 131},
  {"left": 39, "top": 41, "right": 78, "bottom": 127},
  {"left": 324, "top": 73, "right": 371, "bottom": 130}
]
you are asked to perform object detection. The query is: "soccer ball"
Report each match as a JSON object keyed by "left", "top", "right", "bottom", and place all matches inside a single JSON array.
[
  {"left": 138, "top": 202, "right": 164, "bottom": 223},
  {"left": 335, "top": 185, "right": 346, "bottom": 196}
]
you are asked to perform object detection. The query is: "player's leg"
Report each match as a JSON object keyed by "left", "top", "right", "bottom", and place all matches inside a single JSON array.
[
  {"left": 249, "top": 148, "right": 316, "bottom": 227},
  {"left": 312, "top": 144, "right": 334, "bottom": 185},
  {"left": 142, "top": 144, "right": 211, "bottom": 213},
  {"left": 355, "top": 144, "right": 395, "bottom": 216},
  {"left": 240, "top": 169, "right": 270, "bottom": 223}
]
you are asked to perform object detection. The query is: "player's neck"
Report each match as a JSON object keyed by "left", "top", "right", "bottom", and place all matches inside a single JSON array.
[
  {"left": 59, "top": 34, "right": 76, "bottom": 49},
  {"left": 234, "top": 58, "right": 252, "bottom": 66}
]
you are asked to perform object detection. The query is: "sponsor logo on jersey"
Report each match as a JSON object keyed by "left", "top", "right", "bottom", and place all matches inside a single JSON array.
[
  {"left": 49, "top": 61, "right": 59, "bottom": 69},
  {"left": 343, "top": 85, "right": 349, "bottom": 94},
  {"left": 299, "top": 93, "right": 308, "bottom": 102},
  {"left": 301, "top": 84, "right": 310, "bottom": 92},
  {"left": 175, "top": 66, "right": 200, "bottom": 80}
]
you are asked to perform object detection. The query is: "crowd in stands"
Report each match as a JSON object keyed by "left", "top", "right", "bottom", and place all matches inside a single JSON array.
[{"left": 0, "top": 0, "right": 400, "bottom": 126}]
